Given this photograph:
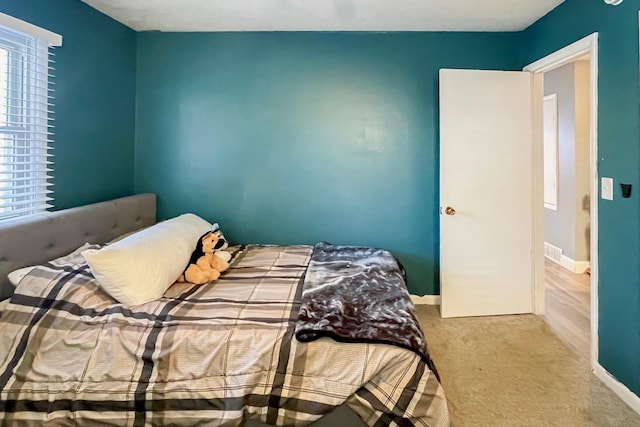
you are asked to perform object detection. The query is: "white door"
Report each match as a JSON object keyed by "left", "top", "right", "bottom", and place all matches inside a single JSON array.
[{"left": 439, "top": 69, "right": 535, "bottom": 318}]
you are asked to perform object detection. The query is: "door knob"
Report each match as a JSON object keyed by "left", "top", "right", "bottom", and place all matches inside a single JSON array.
[{"left": 445, "top": 206, "right": 456, "bottom": 216}]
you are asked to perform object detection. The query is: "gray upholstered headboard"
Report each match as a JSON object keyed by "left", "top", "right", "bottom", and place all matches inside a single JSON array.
[{"left": 0, "top": 193, "right": 156, "bottom": 300}]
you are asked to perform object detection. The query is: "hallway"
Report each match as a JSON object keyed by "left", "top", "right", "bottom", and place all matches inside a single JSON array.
[{"left": 542, "top": 259, "right": 590, "bottom": 360}]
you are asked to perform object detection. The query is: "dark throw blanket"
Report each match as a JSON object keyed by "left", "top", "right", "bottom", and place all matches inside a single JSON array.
[{"left": 295, "top": 242, "right": 440, "bottom": 381}]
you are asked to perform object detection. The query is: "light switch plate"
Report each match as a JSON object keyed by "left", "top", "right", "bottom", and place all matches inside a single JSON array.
[{"left": 602, "top": 177, "right": 614, "bottom": 201}]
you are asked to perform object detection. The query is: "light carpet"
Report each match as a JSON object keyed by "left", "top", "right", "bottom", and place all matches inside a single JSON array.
[{"left": 416, "top": 305, "right": 640, "bottom": 427}]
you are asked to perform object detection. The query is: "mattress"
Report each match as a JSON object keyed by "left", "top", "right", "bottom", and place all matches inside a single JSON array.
[{"left": 0, "top": 243, "right": 449, "bottom": 426}]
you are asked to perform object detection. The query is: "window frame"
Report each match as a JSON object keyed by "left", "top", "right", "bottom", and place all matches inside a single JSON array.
[{"left": 0, "top": 22, "right": 57, "bottom": 221}]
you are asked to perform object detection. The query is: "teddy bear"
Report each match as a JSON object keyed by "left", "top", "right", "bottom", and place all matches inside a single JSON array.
[{"left": 178, "top": 224, "right": 231, "bottom": 285}]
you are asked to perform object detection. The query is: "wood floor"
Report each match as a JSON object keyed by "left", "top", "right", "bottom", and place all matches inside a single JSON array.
[{"left": 542, "top": 259, "right": 591, "bottom": 360}]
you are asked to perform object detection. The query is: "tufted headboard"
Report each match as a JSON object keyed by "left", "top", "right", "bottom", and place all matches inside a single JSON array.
[{"left": 0, "top": 193, "right": 156, "bottom": 300}]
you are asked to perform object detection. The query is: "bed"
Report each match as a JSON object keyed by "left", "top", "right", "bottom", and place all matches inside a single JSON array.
[{"left": 0, "top": 194, "right": 449, "bottom": 426}]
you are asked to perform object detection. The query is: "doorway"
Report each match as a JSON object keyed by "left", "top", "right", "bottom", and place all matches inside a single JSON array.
[
  {"left": 524, "top": 34, "right": 599, "bottom": 368},
  {"left": 437, "top": 35, "right": 598, "bottom": 335},
  {"left": 541, "top": 57, "right": 592, "bottom": 360}
]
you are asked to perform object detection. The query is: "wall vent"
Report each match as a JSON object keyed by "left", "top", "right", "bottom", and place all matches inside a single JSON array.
[{"left": 544, "top": 242, "right": 563, "bottom": 262}]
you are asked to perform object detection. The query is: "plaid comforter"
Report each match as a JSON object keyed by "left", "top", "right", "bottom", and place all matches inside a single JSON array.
[{"left": 0, "top": 244, "right": 449, "bottom": 426}]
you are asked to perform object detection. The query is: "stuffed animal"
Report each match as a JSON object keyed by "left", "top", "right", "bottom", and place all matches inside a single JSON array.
[
  {"left": 212, "top": 226, "right": 232, "bottom": 263},
  {"left": 178, "top": 224, "right": 230, "bottom": 285}
]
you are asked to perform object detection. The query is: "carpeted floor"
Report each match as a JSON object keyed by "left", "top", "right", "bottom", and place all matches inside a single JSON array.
[{"left": 416, "top": 305, "right": 640, "bottom": 427}]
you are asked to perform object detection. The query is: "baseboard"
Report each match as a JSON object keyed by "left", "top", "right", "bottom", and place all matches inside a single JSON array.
[
  {"left": 594, "top": 364, "right": 640, "bottom": 415},
  {"left": 559, "top": 255, "right": 590, "bottom": 274},
  {"left": 410, "top": 295, "right": 441, "bottom": 305},
  {"left": 555, "top": 255, "right": 570, "bottom": 271},
  {"left": 544, "top": 242, "right": 590, "bottom": 273},
  {"left": 572, "top": 260, "right": 590, "bottom": 274},
  {"left": 545, "top": 253, "right": 590, "bottom": 274}
]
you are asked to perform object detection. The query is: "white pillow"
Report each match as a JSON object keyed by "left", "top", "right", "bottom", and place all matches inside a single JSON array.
[
  {"left": 7, "top": 243, "right": 93, "bottom": 287},
  {"left": 7, "top": 266, "right": 37, "bottom": 287},
  {"left": 106, "top": 226, "right": 149, "bottom": 245},
  {"left": 82, "top": 213, "right": 212, "bottom": 307}
]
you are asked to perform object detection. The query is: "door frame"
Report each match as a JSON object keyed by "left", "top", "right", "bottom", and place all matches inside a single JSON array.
[{"left": 523, "top": 33, "right": 599, "bottom": 369}]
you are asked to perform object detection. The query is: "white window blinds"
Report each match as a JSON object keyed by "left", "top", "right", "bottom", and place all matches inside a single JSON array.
[{"left": 0, "top": 18, "right": 59, "bottom": 220}]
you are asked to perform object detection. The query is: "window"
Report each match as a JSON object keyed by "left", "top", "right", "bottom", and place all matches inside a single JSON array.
[
  {"left": 0, "top": 14, "right": 61, "bottom": 220},
  {"left": 543, "top": 94, "right": 558, "bottom": 210}
]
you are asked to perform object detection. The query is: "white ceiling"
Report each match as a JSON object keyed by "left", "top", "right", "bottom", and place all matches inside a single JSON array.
[{"left": 81, "top": 0, "right": 565, "bottom": 32}]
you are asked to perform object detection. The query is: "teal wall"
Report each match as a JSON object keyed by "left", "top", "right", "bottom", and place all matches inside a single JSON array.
[
  {"left": 0, "top": 0, "right": 137, "bottom": 209},
  {"left": 523, "top": 0, "right": 640, "bottom": 395},
  {"left": 135, "top": 31, "right": 520, "bottom": 295}
]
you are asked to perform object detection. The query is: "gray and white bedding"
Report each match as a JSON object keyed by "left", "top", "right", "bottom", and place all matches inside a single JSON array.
[{"left": 0, "top": 243, "right": 449, "bottom": 426}]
